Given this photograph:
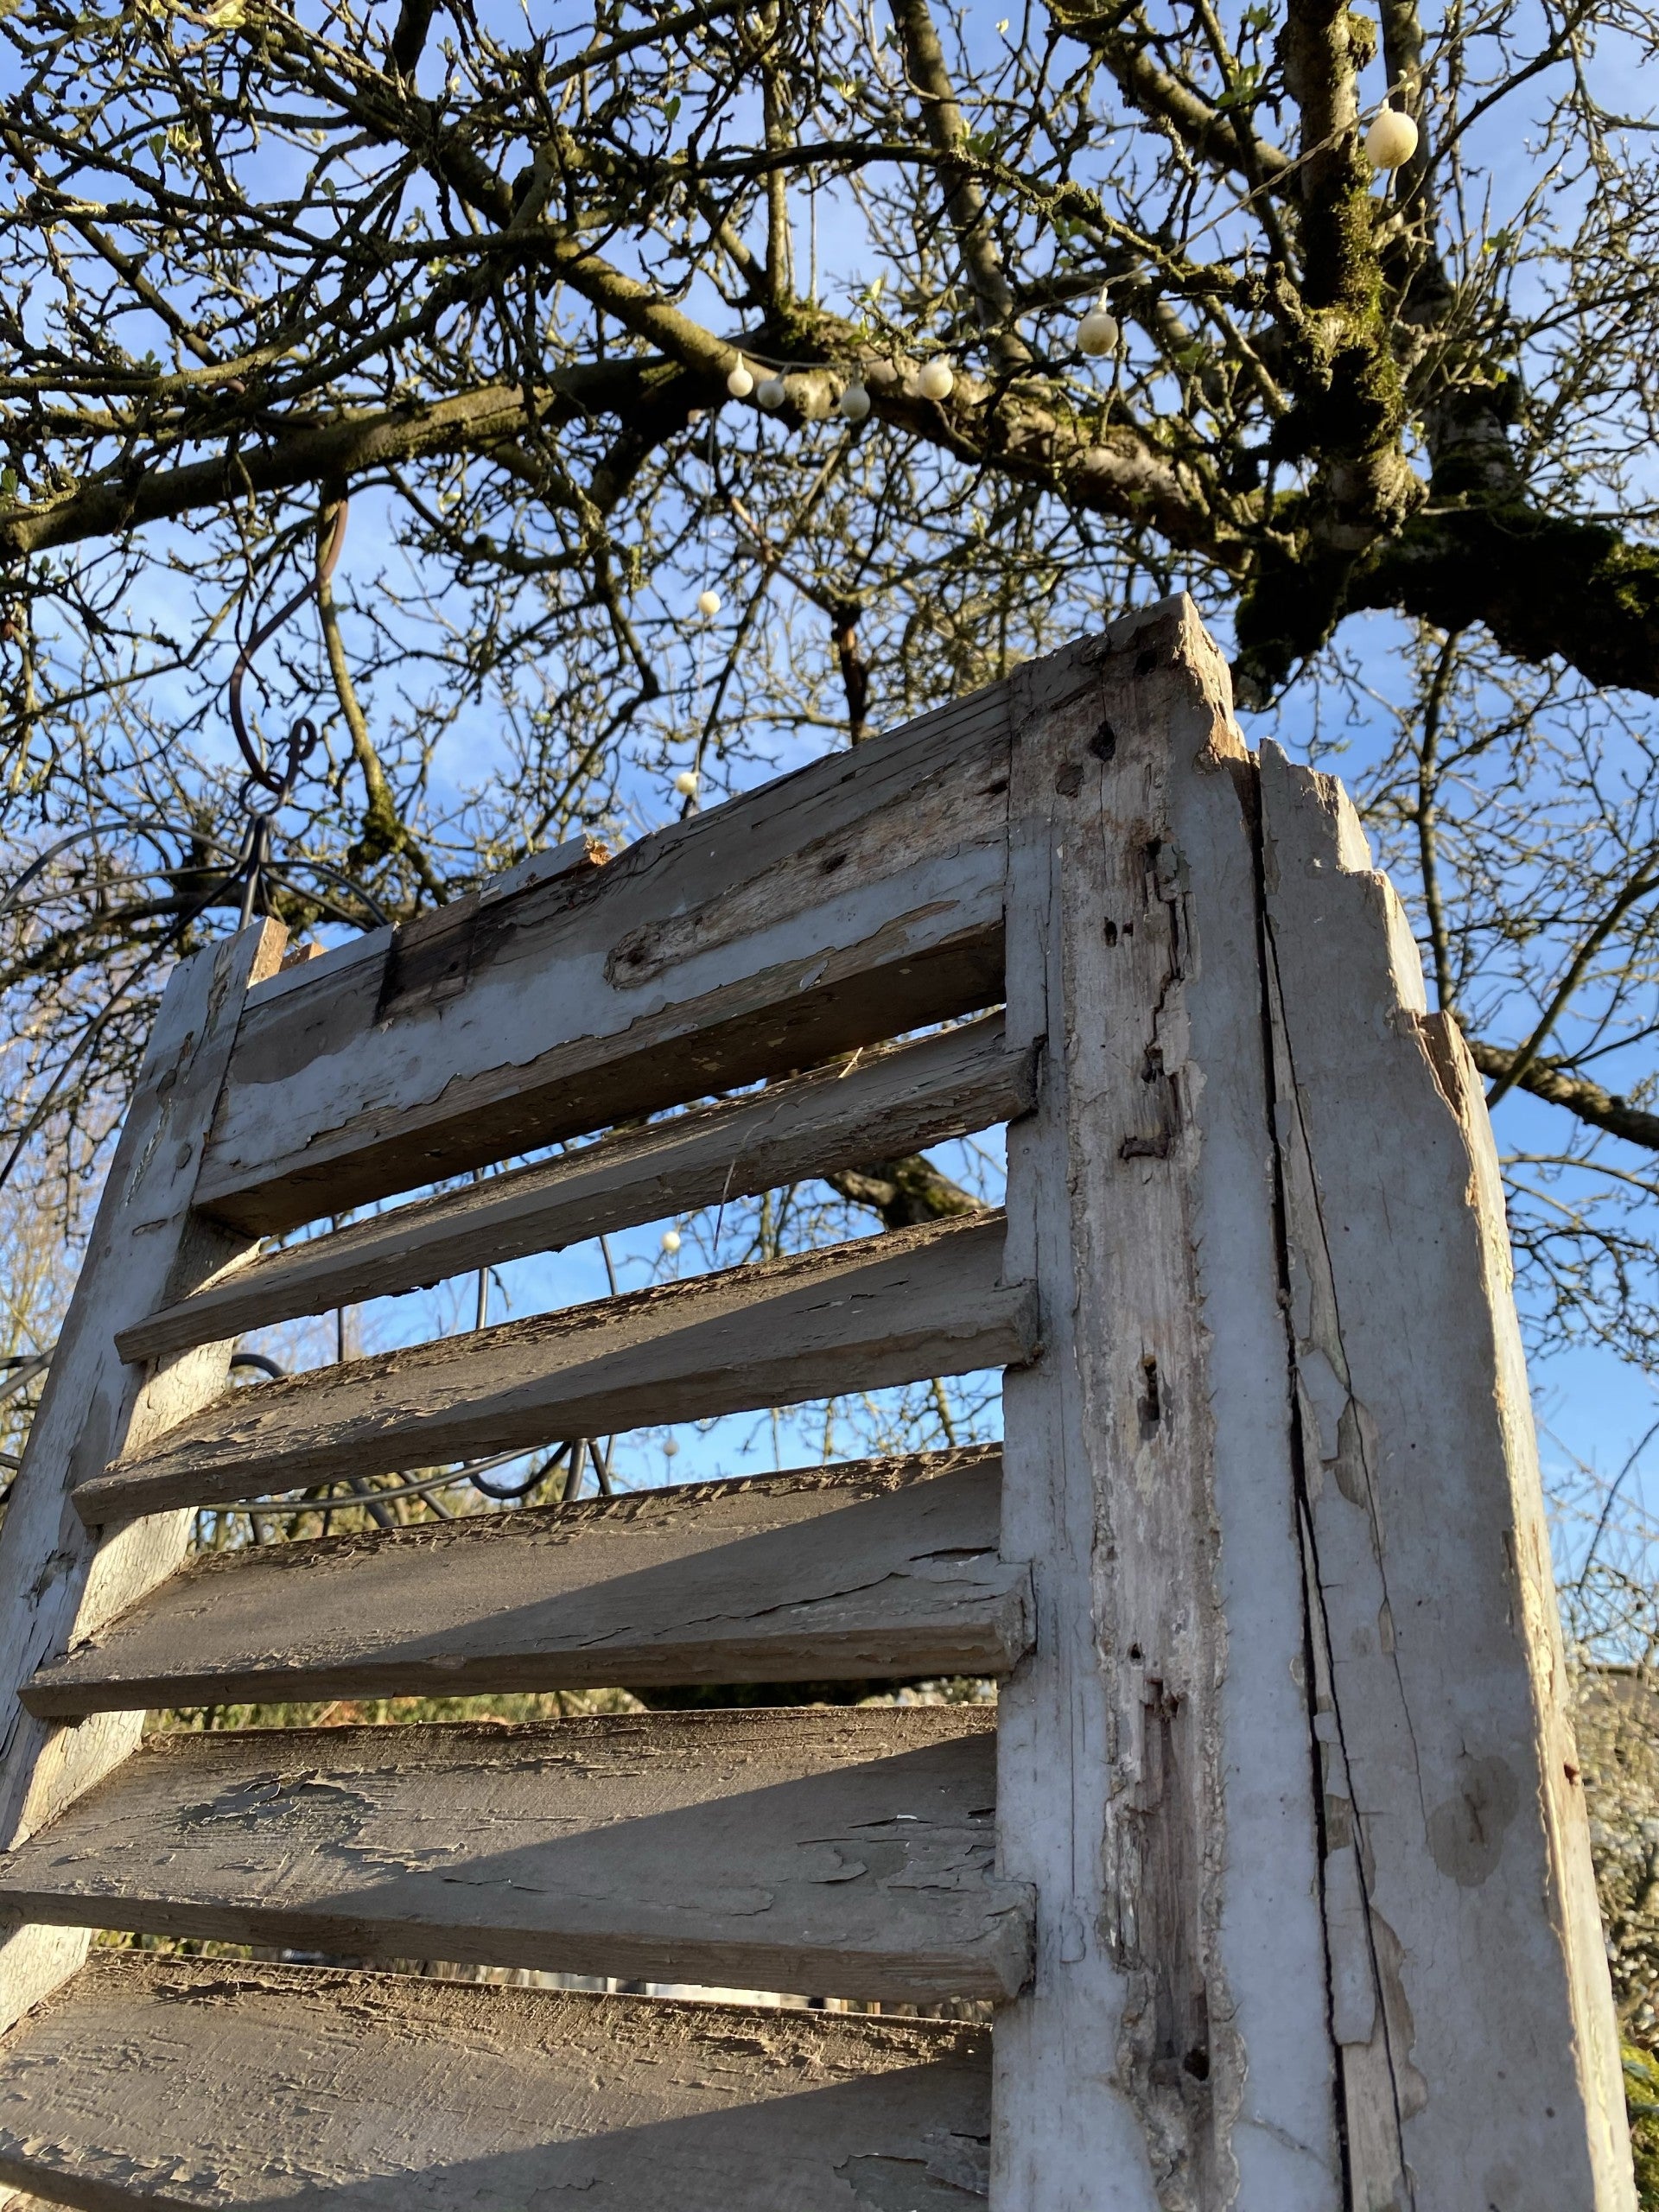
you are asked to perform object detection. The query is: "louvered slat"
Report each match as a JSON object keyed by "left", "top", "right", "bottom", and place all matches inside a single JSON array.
[
  {"left": 0, "top": 1955, "right": 993, "bottom": 2210},
  {"left": 76, "top": 1215, "right": 1033, "bottom": 1524},
  {"left": 27, "top": 1450, "right": 1026, "bottom": 1719},
  {"left": 118, "top": 1019, "right": 1036, "bottom": 1366},
  {"left": 0, "top": 1708, "right": 1031, "bottom": 2004}
]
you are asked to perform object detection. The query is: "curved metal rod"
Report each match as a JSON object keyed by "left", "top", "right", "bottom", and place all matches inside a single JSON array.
[
  {"left": 229, "top": 1350, "right": 286, "bottom": 1382},
  {"left": 227, "top": 502, "right": 347, "bottom": 804},
  {"left": 0, "top": 822, "right": 149, "bottom": 925},
  {"left": 0, "top": 814, "right": 393, "bottom": 933}
]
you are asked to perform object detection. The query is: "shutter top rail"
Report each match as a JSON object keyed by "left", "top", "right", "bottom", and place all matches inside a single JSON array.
[{"left": 192, "top": 684, "right": 1014, "bottom": 1238}]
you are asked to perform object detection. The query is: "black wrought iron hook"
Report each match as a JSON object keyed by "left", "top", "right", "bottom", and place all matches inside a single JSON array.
[{"left": 228, "top": 499, "right": 349, "bottom": 922}]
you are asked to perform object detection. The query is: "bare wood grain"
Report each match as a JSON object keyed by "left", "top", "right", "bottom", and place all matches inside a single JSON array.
[
  {"left": 1260, "top": 741, "right": 1634, "bottom": 2210},
  {"left": 0, "top": 1708, "right": 1033, "bottom": 2003},
  {"left": 0, "top": 920, "right": 285, "bottom": 2037},
  {"left": 0, "top": 1953, "right": 992, "bottom": 2210},
  {"left": 27, "top": 1449, "right": 1026, "bottom": 1716},
  {"left": 77, "top": 1215, "right": 1033, "bottom": 1524},
  {"left": 995, "top": 600, "right": 1338, "bottom": 2209},
  {"left": 120, "top": 1017, "right": 1034, "bottom": 1364},
  {"left": 194, "top": 687, "right": 1013, "bottom": 1236}
]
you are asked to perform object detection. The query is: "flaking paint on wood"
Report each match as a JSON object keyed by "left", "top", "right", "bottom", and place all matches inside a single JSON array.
[
  {"left": 0, "top": 919, "right": 284, "bottom": 2037},
  {"left": 994, "top": 600, "right": 1336, "bottom": 2212},
  {"left": 1260, "top": 741, "right": 1634, "bottom": 2212},
  {"left": 0, "top": 1707, "right": 1033, "bottom": 2003},
  {"left": 193, "top": 687, "right": 1014, "bottom": 1235},
  {"left": 0, "top": 1954, "right": 993, "bottom": 2209},
  {"left": 27, "top": 1449, "right": 1030, "bottom": 1715}
]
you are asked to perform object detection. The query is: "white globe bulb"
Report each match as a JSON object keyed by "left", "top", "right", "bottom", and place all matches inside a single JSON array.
[
  {"left": 673, "top": 768, "right": 700, "bottom": 796},
  {"left": 755, "top": 375, "right": 787, "bottom": 410},
  {"left": 696, "top": 588, "right": 721, "bottom": 616},
  {"left": 1078, "top": 307, "right": 1119, "bottom": 358},
  {"left": 1365, "top": 108, "right": 1419, "bottom": 170},
  {"left": 918, "top": 358, "right": 955, "bottom": 401},
  {"left": 661, "top": 1228, "right": 682, "bottom": 1253},
  {"left": 838, "top": 380, "right": 872, "bottom": 421},
  {"left": 662, "top": 1436, "right": 680, "bottom": 1457},
  {"left": 726, "top": 357, "right": 754, "bottom": 397}
]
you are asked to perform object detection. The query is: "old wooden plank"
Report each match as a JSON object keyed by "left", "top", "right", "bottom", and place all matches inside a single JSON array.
[
  {"left": 28, "top": 1449, "right": 1027, "bottom": 1717},
  {"left": 77, "top": 1214, "right": 1032, "bottom": 1524},
  {"left": 194, "top": 689, "right": 1014, "bottom": 1236},
  {"left": 995, "top": 600, "right": 1338, "bottom": 2209},
  {"left": 1259, "top": 741, "right": 1633, "bottom": 2209},
  {"left": 0, "top": 919, "right": 285, "bottom": 2039},
  {"left": 0, "top": 1707, "right": 1032, "bottom": 2003},
  {"left": 0, "top": 1952, "right": 992, "bottom": 2209},
  {"left": 120, "top": 1015, "right": 1034, "bottom": 1365}
]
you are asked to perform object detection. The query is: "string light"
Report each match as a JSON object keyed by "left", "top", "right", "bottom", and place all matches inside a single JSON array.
[
  {"left": 726, "top": 355, "right": 754, "bottom": 397},
  {"left": 756, "top": 374, "right": 787, "bottom": 409},
  {"left": 838, "top": 380, "right": 871, "bottom": 421},
  {"left": 918, "top": 358, "right": 955, "bottom": 401},
  {"left": 1365, "top": 108, "right": 1419, "bottom": 169},
  {"left": 1077, "top": 295, "right": 1120, "bottom": 358},
  {"left": 661, "top": 1228, "right": 683, "bottom": 1253},
  {"left": 696, "top": 588, "right": 721, "bottom": 616},
  {"left": 673, "top": 768, "right": 700, "bottom": 796}
]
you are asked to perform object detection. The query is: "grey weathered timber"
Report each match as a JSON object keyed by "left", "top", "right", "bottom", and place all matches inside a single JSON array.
[
  {"left": 120, "top": 1015, "right": 1034, "bottom": 1364},
  {"left": 995, "top": 600, "right": 1338, "bottom": 2209},
  {"left": 27, "top": 1449, "right": 1027, "bottom": 1717},
  {"left": 1258, "top": 741, "right": 1633, "bottom": 2209},
  {"left": 0, "top": 1707, "right": 1033, "bottom": 2003},
  {"left": 0, "top": 919, "right": 285, "bottom": 2040},
  {"left": 193, "top": 686, "right": 1013, "bottom": 1236},
  {"left": 0, "top": 1954, "right": 993, "bottom": 2209},
  {"left": 77, "top": 1213, "right": 1031, "bottom": 1523}
]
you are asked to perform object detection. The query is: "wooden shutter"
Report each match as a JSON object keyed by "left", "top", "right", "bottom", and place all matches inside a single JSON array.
[{"left": 0, "top": 597, "right": 1630, "bottom": 2210}]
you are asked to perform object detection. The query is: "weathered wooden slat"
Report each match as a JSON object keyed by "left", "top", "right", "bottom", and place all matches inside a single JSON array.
[
  {"left": 194, "top": 689, "right": 1013, "bottom": 1236},
  {"left": 76, "top": 1214, "right": 1031, "bottom": 1525},
  {"left": 28, "top": 1449, "right": 1026, "bottom": 1718},
  {"left": 0, "top": 1953, "right": 992, "bottom": 2209},
  {"left": 0, "top": 918, "right": 286, "bottom": 2040},
  {"left": 0, "top": 1708, "right": 1032, "bottom": 2003},
  {"left": 120, "top": 1016, "right": 1034, "bottom": 1366}
]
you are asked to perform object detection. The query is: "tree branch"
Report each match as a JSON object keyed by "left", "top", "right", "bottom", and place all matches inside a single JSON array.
[
  {"left": 823, "top": 1153, "right": 982, "bottom": 1230},
  {"left": 891, "top": 0, "right": 1032, "bottom": 366},
  {"left": 1465, "top": 1038, "right": 1659, "bottom": 1157}
]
